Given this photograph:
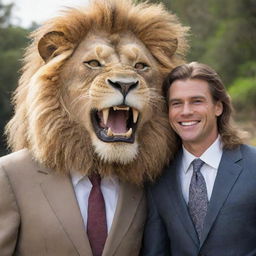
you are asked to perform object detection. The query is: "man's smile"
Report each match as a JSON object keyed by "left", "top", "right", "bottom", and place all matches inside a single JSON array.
[{"left": 179, "top": 120, "right": 201, "bottom": 126}]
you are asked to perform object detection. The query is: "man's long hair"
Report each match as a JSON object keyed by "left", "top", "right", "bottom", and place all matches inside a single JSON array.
[{"left": 163, "top": 62, "right": 245, "bottom": 149}]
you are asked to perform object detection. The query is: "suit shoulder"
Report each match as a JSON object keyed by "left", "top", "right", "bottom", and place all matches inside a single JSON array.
[
  {"left": 0, "top": 149, "right": 32, "bottom": 166},
  {"left": 240, "top": 144, "right": 256, "bottom": 157},
  {"left": 146, "top": 164, "right": 172, "bottom": 192},
  {"left": 0, "top": 149, "right": 39, "bottom": 176},
  {"left": 237, "top": 144, "right": 256, "bottom": 168}
]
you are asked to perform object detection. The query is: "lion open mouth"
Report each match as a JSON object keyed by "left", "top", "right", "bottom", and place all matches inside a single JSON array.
[{"left": 91, "top": 105, "right": 139, "bottom": 143}]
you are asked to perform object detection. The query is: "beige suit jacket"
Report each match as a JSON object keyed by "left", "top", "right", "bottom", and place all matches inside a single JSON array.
[{"left": 0, "top": 149, "right": 146, "bottom": 256}]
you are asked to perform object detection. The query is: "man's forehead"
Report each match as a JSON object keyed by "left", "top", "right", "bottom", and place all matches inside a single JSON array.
[
  {"left": 169, "top": 79, "right": 210, "bottom": 96},
  {"left": 167, "top": 79, "right": 217, "bottom": 106}
]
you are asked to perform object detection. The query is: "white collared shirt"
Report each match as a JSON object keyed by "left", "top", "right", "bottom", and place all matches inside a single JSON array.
[
  {"left": 71, "top": 172, "right": 120, "bottom": 233},
  {"left": 180, "top": 136, "right": 223, "bottom": 204}
]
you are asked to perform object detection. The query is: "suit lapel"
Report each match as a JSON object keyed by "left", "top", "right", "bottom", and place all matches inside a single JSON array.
[
  {"left": 102, "top": 180, "right": 144, "bottom": 256},
  {"left": 200, "top": 146, "right": 243, "bottom": 246},
  {"left": 40, "top": 170, "right": 92, "bottom": 256},
  {"left": 164, "top": 151, "right": 199, "bottom": 246}
]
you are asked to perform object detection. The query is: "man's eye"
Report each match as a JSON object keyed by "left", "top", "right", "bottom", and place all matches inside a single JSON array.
[
  {"left": 170, "top": 102, "right": 181, "bottom": 107},
  {"left": 134, "top": 62, "right": 149, "bottom": 71},
  {"left": 83, "top": 60, "right": 102, "bottom": 68}
]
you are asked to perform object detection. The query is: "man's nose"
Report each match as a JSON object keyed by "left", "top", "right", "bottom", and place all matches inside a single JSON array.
[{"left": 181, "top": 103, "right": 193, "bottom": 115}]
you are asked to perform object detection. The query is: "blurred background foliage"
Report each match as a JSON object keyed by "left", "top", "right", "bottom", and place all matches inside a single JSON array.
[
  {"left": 0, "top": 0, "right": 255, "bottom": 155},
  {"left": 0, "top": 0, "right": 30, "bottom": 155}
]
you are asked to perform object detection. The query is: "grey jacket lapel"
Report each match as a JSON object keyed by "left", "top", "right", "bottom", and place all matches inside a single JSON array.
[
  {"left": 165, "top": 151, "right": 199, "bottom": 246},
  {"left": 40, "top": 170, "right": 92, "bottom": 256},
  {"left": 200, "top": 146, "right": 243, "bottom": 246}
]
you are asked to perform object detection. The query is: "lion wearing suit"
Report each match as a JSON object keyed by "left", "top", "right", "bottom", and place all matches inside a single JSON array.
[{"left": 0, "top": 0, "right": 188, "bottom": 255}]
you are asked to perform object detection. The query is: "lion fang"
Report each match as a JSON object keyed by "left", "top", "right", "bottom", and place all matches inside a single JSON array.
[
  {"left": 102, "top": 108, "right": 109, "bottom": 126},
  {"left": 132, "top": 109, "right": 139, "bottom": 123}
]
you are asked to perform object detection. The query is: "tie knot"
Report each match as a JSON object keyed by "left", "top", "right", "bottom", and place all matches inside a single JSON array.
[
  {"left": 89, "top": 173, "right": 101, "bottom": 186},
  {"left": 192, "top": 158, "right": 204, "bottom": 172}
]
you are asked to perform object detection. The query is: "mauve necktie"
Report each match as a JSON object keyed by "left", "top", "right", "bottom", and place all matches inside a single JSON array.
[
  {"left": 87, "top": 173, "right": 107, "bottom": 256},
  {"left": 188, "top": 158, "right": 208, "bottom": 240}
]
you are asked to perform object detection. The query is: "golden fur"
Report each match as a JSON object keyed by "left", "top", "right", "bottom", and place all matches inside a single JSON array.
[{"left": 6, "top": 0, "right": 189, "bottom": 185}]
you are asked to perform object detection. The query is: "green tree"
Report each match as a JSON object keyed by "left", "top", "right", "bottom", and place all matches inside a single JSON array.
[
  {"left": 139, "top": 0, "right": 256, "bottom": 85},
  {"left": 0, "top": 0, "right": 13, "bottom": 26},
  {"left": 199, "top": 0, "right": 256, "bottom": 85},
  {"left": 0, "top": 0, "right": 29, "bottom": 155}
]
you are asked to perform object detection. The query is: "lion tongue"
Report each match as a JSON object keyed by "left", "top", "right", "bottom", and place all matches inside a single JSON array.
[{"left": 107, "top": 110, "right": 128, "bottom": 133}]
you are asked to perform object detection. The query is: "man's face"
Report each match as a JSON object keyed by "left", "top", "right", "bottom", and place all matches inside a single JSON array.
[{"left": 168, "top": 79, "right": 223, "bottom": 152}]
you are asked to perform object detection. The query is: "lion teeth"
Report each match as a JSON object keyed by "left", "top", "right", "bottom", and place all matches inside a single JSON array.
[
  {"left": 132, "top": 108, "right": 139, "bottom": 123},
  {"left": 125, "top": 128, "right": 133, "bottom": 137},
  {"left": 107, "top": 127, "right": 113, "bottom": 136},
  {"left": 113, "top": 106, "right": 129, "bottom": 111},
  {"left": 106, "top": 128, "right": 133, "bottom": 138},
  {"left": 102, "top": 108, "right": 109, "bottom": 125}
]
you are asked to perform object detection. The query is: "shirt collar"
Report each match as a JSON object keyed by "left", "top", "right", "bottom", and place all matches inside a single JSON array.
[
  {"left": 71, "top": 171, "right": 119, "bottom": 187},
  {"left": 182, "top": 147, "right": 195, "bottom": 174},
  {"left": 71, "top": 171, "right": 84, "bottom": 187},
  {"left": 182, "top": 136, "right": 223, "bottom": 173},
  {"left": 200, "top": 136, "right": 223, "bottom": 169}
]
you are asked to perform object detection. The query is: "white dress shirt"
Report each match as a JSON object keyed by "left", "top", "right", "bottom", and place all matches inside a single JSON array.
[
  {"left": 71, "top": 172, "right": 120, "bottom": 233},
  {"left": 180, "top": 136, "right": 223, "bottom": 204}
]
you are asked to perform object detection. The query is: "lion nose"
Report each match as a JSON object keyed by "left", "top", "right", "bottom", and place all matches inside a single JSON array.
[{"left": 107, "top": 79, "right": 139, "bottom": 97}]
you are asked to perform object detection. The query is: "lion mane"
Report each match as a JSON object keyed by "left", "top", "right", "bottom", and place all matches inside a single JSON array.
[{"left": 6, "top": 0, "right": 188, "bottom": 185}]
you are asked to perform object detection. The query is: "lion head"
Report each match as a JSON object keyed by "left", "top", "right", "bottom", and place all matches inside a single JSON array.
[{"left": 6, "top": 0, "right": 188, "bottom": 184}]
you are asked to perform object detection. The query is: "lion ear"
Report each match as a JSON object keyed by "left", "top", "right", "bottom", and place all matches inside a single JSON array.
[{"left": 38, "top": 31, "right": 71, "bottom": 62}]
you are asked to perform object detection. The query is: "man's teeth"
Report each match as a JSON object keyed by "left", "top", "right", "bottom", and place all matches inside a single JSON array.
[
  {"left": 180, "top": 121, "right": 198, "bottom": 126},
  {"left": 101, "top": 106, "right": 139, "bottom": 126},
  {"left": 107, "top": 127, "right": 133, "bottom": 137}
]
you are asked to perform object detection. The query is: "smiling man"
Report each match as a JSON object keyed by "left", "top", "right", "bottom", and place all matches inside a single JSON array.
[
  {"left": 168, "top": 78, "right": 223, "bottom": 157},
  {"left": 142, "top": 62, "right": 256, "bottom": 256}
]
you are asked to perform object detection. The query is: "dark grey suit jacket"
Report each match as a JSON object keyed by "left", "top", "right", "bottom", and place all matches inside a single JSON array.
[{"left": 142, "top": 144, "right": 256, "bottom": 256}]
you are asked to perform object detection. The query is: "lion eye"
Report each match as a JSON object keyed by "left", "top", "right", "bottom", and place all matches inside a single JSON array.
[
  {"left": 134, "top": 62, "right": 149, "bottom": 71},
  {"left": 84, "top": 59, "right": 102, "bottom": 68}
]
